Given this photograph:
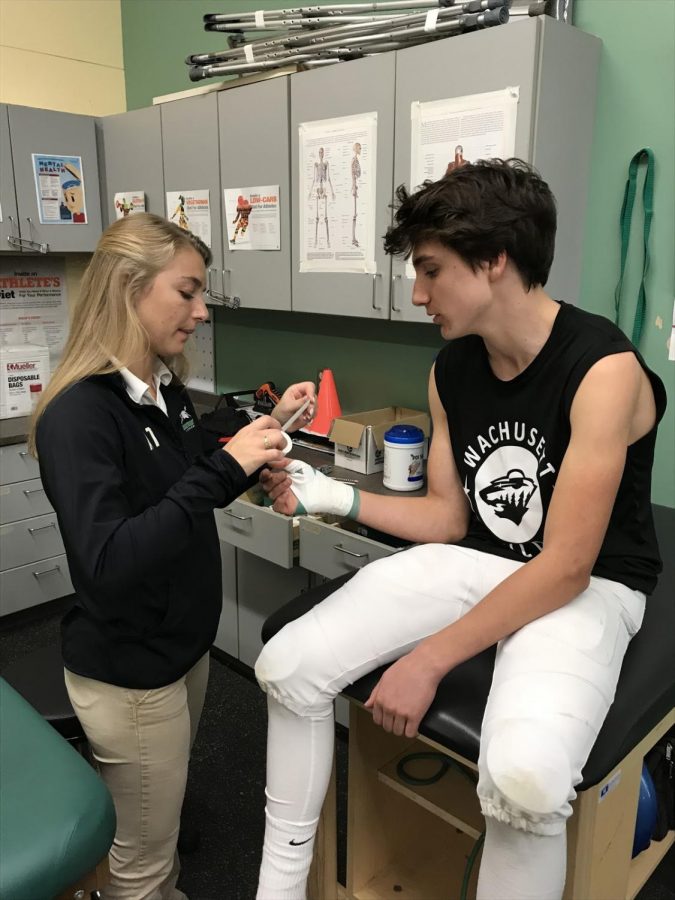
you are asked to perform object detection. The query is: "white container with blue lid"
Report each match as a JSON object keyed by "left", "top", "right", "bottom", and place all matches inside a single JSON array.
[{"left": 383, "top": 424, "right": 425, "bottom": 492}]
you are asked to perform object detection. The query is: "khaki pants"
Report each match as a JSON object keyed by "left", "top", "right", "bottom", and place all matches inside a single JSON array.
[{"left": 65, "top": 653, "right": 209, "bottom": 900}]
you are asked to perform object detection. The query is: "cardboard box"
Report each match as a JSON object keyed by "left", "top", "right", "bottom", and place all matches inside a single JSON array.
[
  {"left": 0, "top": 344, "right": 50, "bottom": 420},
  {"left": 330, "top": 407, "right": 430, "bottom": 475}
]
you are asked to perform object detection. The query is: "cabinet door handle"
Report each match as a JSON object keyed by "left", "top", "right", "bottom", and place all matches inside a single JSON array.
[
  {"left": 23, "top": 487, "right": 45, "bottom": 496},
  {"left": 206, "top": 268, "right": 240, "bottom": 309},
  {"left": 33, "top": 565, "right": 61, "bottom": 578},
  {"left": 391, "top": 273, "right": 402, "bottom": 313},
  {"left": 24, "top": 218, "right": 49, "bottom": 254},
  {"left": 28, "top": 522, "right": 57, "bottom": 535},
  {"left": 223, "top": 509, "right": 253, "bottom": 522},
  {"left": 333, "top": 543, "right": 368, "bottom": 559},
  {"left": 18, "top": 450, "right": 29, "bottom": 458},
  {"left": 371, "top": 272, "right": 382, "bottom": 311}
]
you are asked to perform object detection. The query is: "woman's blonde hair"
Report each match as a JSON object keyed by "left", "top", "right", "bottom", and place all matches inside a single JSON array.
[{"left": 28, "top": 213, "right": 211, "bottom": 455}]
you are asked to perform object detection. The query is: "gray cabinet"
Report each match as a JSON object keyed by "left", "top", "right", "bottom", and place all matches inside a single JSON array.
[
  {"left": 96, "top": 106, "right": 164, "bottom": 229},
  {"left": 391, "top": 17, "right": 600, "bottom": 323},
  {"left": 290, "top": 53, "right": 396, "bottom": 320},
  {"left": 6, "top": 105, "right": 102, "bottom": 253},
  {"left": 0, "top": 440, "right": 73, "bottom": 617},
  {"left": 236, "top": 549, "right": 310, "bottom": 667},
  {"left": 161, "top": 93, "right": 224, "bottom": 300},
  {"left": 218, "top": 76, "right": 292, "bottom": 311},
  {"left": 214, "top": 539, "right": 238, "bottom": 658},
  {"left": 0, "top": 104, "right": 20, "bottom": 252}
]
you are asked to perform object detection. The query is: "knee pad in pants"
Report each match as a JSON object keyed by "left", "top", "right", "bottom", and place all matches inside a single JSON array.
[{"left": 484, "top": 720, "right": 572, "bottom": 819}]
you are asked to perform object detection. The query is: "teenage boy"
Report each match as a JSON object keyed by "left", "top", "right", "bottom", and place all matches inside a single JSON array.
[{"left": 254, "top": 159, "right": 666, "bottom": 900}]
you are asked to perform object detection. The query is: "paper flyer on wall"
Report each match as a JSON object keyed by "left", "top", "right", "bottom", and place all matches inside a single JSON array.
[
  {"left": 407, "top": 88, "right": 519, "bottom": 276},
  {"left": 223, "top": 185, "right": 281, "bottom": 250},
  {"left": 0, "top": 258, "right": 68, "bottom": 371},
  {"left": 299, "top": 112, "right": 377, "bottom": 274},
  {"left": 166, "top": 190, "right": 212, "bottom": 247},
  {"left": 32, "top": 154, "right": 88, "bottom": 225},
  {"left": 114, "top": 191, "right": 146, "bottom": 219}
]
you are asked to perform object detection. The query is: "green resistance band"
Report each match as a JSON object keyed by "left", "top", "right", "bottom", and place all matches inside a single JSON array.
[{"left": 614, "top": 148, "right": 655, "bottom": 347}]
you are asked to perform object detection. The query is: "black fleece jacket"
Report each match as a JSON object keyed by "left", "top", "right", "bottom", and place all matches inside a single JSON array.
[{"left": 36, "top": 372, "right": 250, "bottom": 688}]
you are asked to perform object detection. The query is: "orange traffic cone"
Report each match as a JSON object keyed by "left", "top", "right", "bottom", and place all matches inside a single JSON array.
[{"left": 306, "top": 368, "right": 342, "bottom": 437}]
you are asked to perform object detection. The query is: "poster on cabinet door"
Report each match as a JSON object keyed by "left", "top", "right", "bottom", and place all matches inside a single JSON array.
[
  {"left": 223, "top": 185, "right": 280, "bottom": 250},
  {"left": 299, "top": 112, "right": 377, "bottom": 274},
  {"left": 165, "top": 190, "right": 212, "bottom": 248},
  {"left": 114, "top": 191, "right": 146, "bottom": 219},
  {"left": 406, "top": 88, "right": 520, "bottom": 277},
  {"left": 32, "top": 154, "right": 88, "bottom": 224},
  {"left": 0, "top": 258, "right": 68, "bottom": 370}
]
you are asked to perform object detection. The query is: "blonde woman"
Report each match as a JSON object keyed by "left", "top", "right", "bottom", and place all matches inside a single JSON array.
[{"left": 29, "top": 213, "right": 314, "bottom": 900}]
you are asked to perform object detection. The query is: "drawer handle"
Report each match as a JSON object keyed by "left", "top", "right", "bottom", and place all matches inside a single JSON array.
[
  {"left": 28, "top": 522, "right": 57, "bottom": 535},
  {"left": 223, "top": 509, "right": 253, "bottom": 522},
  {"left": 33, "top": 565, "right": 61, "bottom": 579},
  {"left": 23, "top": 487, "right": 45, "bottom": 496},
  {"left": 333, "top": 544, "right": 369, "bottom": 560}
]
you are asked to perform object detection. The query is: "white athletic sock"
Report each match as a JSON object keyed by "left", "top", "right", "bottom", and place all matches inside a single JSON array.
[
  {"left": 476, "top": 818, "right": 567, "bottom": 900},
  {"left": 257, "top": 810, "right": 318, "bottom": 900},
  {"left": 257, "top": 696, "right": 335, "bottom": 900}
]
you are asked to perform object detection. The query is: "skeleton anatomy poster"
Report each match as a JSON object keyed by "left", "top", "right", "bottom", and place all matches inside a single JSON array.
[
  {"left": 406, "top": 87, "right": 519, "bottom": 276},
  {"left": 299, "top": 112, "right": 377, "bottom": 274}
]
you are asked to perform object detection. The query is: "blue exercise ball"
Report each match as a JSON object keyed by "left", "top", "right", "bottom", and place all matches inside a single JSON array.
[{"left": 632, "top": 763, "right": 658, "bottom": 857}]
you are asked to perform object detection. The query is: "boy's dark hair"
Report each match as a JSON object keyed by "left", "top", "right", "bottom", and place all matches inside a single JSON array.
[{"left": 384, "top": 158, "right": 557, "bottom": 289}]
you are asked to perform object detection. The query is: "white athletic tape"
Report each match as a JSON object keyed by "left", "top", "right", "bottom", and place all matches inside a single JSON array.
[
  {"left": 244, "top": 44, "right": 255, "bottom": 63},
  {"left": 424, "top": 9, "right": 440, "bottom": 32},
  {"left": 285, "top": 460, "right": 355, "bottom": 516},
  {"left": 254, "top": 10, "right": 266, "bottom": 28}
]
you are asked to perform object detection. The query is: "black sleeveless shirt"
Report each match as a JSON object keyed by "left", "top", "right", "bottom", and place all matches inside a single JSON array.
[{"left": 434, "top": 302, "right": 666, "bottom": 594}]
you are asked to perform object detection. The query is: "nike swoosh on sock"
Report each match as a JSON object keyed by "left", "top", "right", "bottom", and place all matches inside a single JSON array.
[{"left": 289, "top": 837, "right": 313, "bottom": 846}]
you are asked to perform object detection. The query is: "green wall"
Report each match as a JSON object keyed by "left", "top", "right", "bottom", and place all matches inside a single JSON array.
[{"left": 121, "top": 0, "right": 674, "bottom": 506}]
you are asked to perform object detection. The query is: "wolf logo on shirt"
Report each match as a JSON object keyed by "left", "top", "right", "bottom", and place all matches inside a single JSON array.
[{"left": 478, "top": 468, "right": 536, "bottom": 526}]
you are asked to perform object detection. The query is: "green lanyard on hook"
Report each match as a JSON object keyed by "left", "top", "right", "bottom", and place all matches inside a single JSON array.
[{"left": 614, "top": 148, "right": 655, "bottom": 347}]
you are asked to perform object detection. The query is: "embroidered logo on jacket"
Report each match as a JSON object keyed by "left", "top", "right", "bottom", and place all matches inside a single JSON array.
[{"left": 179, "top": 407, "right": 195, "bottom": 432}]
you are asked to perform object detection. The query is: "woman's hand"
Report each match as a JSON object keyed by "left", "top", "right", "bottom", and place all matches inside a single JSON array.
[
  {"left": 222, "top": 415, "right": 288, "bottom": 476},
  {"left": 271, "top": 382, "right": 316, "bottom": 432}
]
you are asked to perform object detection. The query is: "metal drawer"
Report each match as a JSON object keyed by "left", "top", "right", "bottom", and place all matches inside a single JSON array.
[
  {"left": 0, "top": 442, "right": 40, "bottom": 485},
  {"left": 0, "top": 553, "right": 73, "bottom": 616},
  {"left": 0, "top": 478, "right": 53, "bottom": 525},
  {"left": 299, "top": 517, "right": 397, "bottom": 579},
  {"left": 214, "top": 499, "right": 298, "bottom": 570},
  {"left": 0, "top": 513, "right": 65, "bottom": 571}
]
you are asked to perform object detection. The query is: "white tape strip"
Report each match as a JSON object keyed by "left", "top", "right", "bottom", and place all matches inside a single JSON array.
[
  {"left": 254, "top": 10, "right": 265, "bottom": 28},
  {"left": 244, "top": 44, "right": 255, "bottom": 63},
  {"left": 424, "top": 9, "right": 440, "bottom": 31}
]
